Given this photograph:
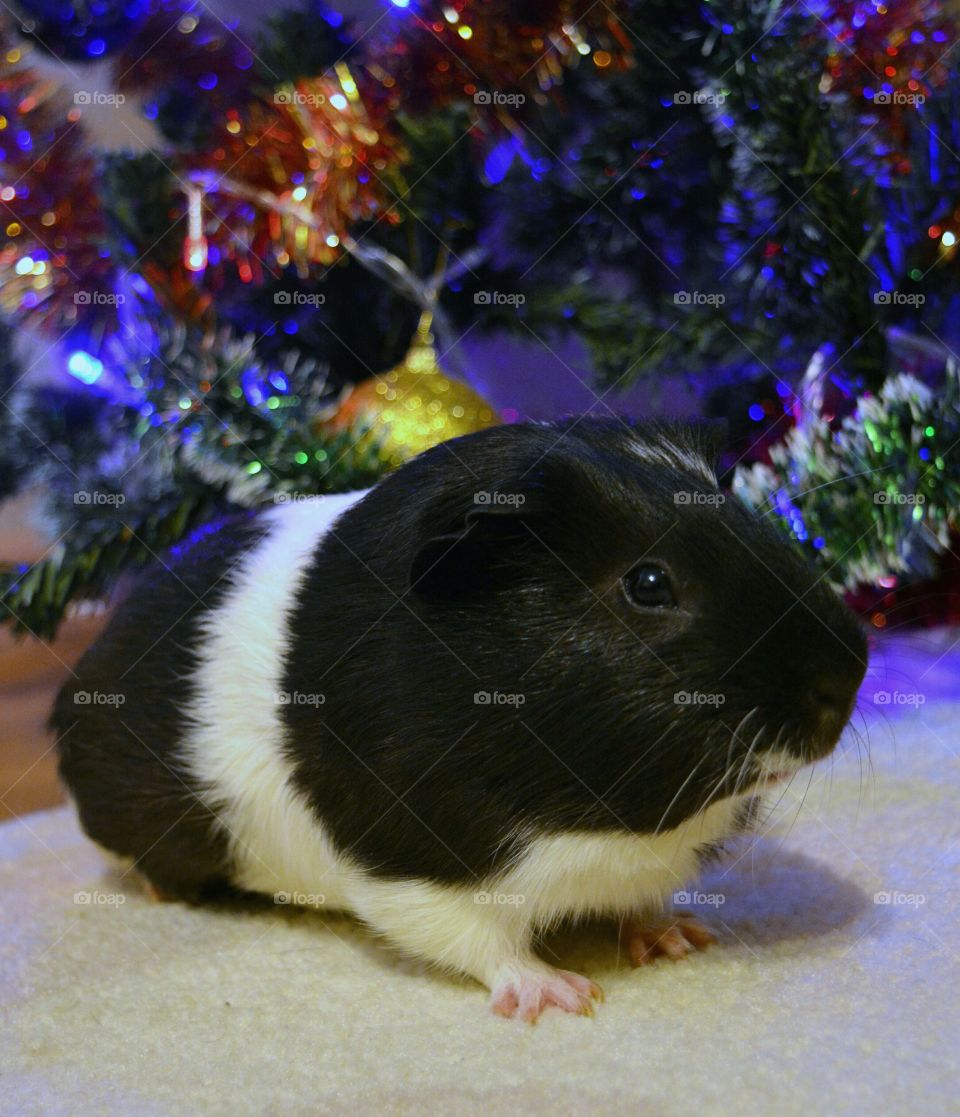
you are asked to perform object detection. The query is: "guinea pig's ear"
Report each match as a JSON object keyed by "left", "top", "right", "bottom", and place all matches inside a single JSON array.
[{"left": 409, "top": 492, "right": 542, "bottom": 598}]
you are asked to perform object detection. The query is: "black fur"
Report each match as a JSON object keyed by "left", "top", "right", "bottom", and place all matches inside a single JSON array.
[
  {"left": 56, "top": 419, "right": 867, "bottom": 897},
  {"left": 53, "top": 513, "right": 267, "bottom": 899},
  {"left": 281, "top": 419, "right": 867, "bottom": 883}
]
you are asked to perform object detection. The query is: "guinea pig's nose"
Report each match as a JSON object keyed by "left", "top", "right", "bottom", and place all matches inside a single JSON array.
[
  {"left": 814, "top": 679, "right": 852, "bottom": 713},
  {"left": 806, "top": 662, "right": 865, "bottom": 757}
]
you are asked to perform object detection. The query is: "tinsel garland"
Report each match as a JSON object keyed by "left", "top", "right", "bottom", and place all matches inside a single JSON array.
[
  {"left": 733, "top": 362, "right": 960, "bottom": 589},
  {"left": 0, "top": 323, "right": 384, "bottom": 638}
]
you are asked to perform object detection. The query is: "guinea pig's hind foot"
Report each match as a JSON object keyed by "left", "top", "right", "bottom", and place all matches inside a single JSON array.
[
  {"left": 489, "top": 962, "right": 603, "bottom": 1023},
  {"left": 621, "top": 911, "right": 716, "bottom": 967}
]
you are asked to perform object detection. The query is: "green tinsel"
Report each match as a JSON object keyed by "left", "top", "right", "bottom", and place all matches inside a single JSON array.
[
  {"left": 0, "top": 325, "right": 385, "bottom": 639},
  {"left": 733, "top": 364, "right": 960, "bottom": 588}
]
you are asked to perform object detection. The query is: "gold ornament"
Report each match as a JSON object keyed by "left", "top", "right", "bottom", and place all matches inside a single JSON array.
[{"left": 326, "top": 312, "right": 499, "bottom": 469}]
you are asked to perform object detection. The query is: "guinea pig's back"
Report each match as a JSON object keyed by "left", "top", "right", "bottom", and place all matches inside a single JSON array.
[{"left": 52, "top": 493, "right": 365, "bottom": 899}]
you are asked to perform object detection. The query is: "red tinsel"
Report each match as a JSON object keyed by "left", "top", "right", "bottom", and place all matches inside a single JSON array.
[
  {"left": 363, "top": 0, "right": 634, "bottom": 116},
  {"left": 819, "top": 0, "right": 955, "bottom": 175},
  {"left": 0, "top": 39, "right": 116, "bottom": 335}
]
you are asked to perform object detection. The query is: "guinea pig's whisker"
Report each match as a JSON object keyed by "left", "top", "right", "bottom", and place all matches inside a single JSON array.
[
  {"left": 724, "top": 707, "right": 759, "bottom": 794},
  {"left": 652, "top": 751, "right": 715, "bottom": 837},
  {"left": 698, "top": 763, "right": 736, "bottom": 817},
  {"left": 768, "top": 762, "right": 818, "bottom": 864},
  {"left": 756, "top": 466, "right": 894, "bottom": 519},
  {"left": 732, "top": 723, "right": 768, "bottom": 798}
]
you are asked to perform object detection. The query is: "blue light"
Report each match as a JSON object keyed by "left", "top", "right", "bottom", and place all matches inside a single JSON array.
[
  {"left": 282, "top": 320, "right": 299, "bottom": 335},
  {"left": 748, "top": 403, "right": 765, "bottom": 422},
  {"left": 813, "top": 537, "right": 825, "bottom": 550},
  {"left": 87, "top": 39, "right": 106, "bottom": 57},
  {"left": 198, "top": 73, "right": 218, "bottom": 90},
  {"left": 919, "top": 446, "right": 931, "bottom": 461},
  {"left": 389, "top": 0, "right": 410, "bottom": 7},
  {"left": 68, "top": 351, "right": 104, "bottom": 385},
  {"left": 484, "top": 138, "right": 520, "bottom": 184},
  {"left": 241, "top": 368, "right": 266, "bottom": 406}
]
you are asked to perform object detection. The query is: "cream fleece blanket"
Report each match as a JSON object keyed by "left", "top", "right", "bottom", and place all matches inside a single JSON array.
[{"left": 2, "top": 675, "right": 958, "bottom": 1115}]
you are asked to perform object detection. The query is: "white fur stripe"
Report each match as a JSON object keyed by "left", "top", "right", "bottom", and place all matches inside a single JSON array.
[{"left": 181, "top": 491, "right": 369, "bottom": 908}]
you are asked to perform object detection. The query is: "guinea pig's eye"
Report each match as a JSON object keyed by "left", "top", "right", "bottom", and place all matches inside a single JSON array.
[{"left": 622, "top": 564, "right": 677, "bottom": 609}]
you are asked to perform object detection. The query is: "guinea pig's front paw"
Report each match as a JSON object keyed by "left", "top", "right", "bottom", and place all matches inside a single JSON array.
[
  {"left": 621, "top": 911, "right": 716, "bottom": 967},
  {"left": 489, "top": 962, "right": 603, "bottom": 1023}
]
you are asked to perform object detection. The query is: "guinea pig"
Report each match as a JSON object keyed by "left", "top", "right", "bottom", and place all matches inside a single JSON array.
[{"left": 53, "top": 417, "right": 867, "bottom": 1021}]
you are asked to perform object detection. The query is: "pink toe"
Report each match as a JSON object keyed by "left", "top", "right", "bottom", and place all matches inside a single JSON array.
[{"left": 491, "top": 986, "right": 519, "bottom": 1017}]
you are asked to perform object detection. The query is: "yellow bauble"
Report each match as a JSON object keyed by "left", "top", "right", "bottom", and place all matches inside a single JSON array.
[{"left": 327, "top": 313, "right": 499, "bottom": 469}]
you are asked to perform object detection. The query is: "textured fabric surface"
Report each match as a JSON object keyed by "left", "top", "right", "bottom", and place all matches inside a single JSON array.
[{"left": 2, "top": 637, "right": 958, "bottom": 1116}]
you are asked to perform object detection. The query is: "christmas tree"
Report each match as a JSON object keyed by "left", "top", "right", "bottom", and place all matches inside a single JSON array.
[{"left": 1, "top": 0, "right": 959, "bottom": 636}]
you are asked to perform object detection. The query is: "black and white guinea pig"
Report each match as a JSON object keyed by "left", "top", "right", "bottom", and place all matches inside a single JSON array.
[{"left": 54, "top": 418, "right": 867, "bottom": 1021}]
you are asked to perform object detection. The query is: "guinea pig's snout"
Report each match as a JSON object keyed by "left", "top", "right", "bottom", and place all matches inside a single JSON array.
[
  {"left": 800, "top": 641, "right": 867, "bottom": 759},
  {"left": 807, "top": 670, "right": 861, "bottom": 754}
]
